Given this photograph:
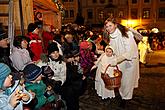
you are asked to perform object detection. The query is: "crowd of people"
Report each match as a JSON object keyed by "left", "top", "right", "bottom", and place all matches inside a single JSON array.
[{"left": 0, "top": 17, "right": 143, "bottom": 110}]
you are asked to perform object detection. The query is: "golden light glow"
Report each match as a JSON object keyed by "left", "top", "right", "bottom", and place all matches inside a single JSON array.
[{"left": 121, "top": 19, "right": 139, "bottom": 28}]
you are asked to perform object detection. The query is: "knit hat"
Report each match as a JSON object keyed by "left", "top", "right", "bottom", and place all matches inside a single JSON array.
[
  {"left": 80, "top": 41, "right": 89, "bottom": 50},
  {"left": 0, "top": 23, "right": 7, "bottom": 40},
  {"left": 27, "top": 23, "right": 38, "bottom": 33},
  {"left": 0, "top": 63, "right": 11, "bottom": 88},
  {"left": 23, "top": 64, "right": 42, "bottom": 82},
  {"left": 105, "top": 45, "right": 114, "bottom": 52},
  {"left": 47, "top": 42, "right": 59, "bottom": 55}
]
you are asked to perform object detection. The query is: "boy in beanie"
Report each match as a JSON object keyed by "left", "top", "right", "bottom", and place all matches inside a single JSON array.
[
  {"left": 23, "top": 63, "right": 55, "bottom": 109},
  {"left": 0, "top": 63, "right": 33, "bottom": 110}
]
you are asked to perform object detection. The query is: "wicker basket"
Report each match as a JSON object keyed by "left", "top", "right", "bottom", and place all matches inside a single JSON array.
[{"left": 101, "top": 64, "right": 122, "bottom": 90}]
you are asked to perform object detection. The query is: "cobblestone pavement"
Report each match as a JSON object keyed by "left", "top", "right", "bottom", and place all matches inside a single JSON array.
[{"left": 79, "top": 50, "right": 165, "bottom": 110}]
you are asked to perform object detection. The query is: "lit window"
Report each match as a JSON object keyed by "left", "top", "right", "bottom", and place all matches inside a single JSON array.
[
  {"left": 143, "top": 9, "right": 150, "bottom": 19},
  {"left": 118, "top": 11, "right": 124, "bottom": 18}
]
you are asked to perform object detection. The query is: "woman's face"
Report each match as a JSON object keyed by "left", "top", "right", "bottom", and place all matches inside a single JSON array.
[
  {"left": 105, "top": 48, "right": 113, "bottom": 57},
  {"left": 105, "top": 21, "right": 117, "bottom": 34},
  {"left": 50, "top": 51, "right": 60, "bottom": 60},
  {"left": 21, "top": 40, "right": 28, "bottom": 49}
]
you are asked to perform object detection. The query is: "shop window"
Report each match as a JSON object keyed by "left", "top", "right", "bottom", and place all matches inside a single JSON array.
[
  {"left": 87, "top": 9, "right": 93, "bottom": 19},
  {"left": 142, "top": 8, "right": 150, "bottom": 19},
  {"left": 132, "top": 0, "right": 137, "bottom": 4},
  {"left": 70, "top": 10, "right": 74, "bottom": 17},
  {"left": 131, "top": 9, "right": 138, "bottom": 19},
  {"left": 159, "top": 8, "right": 165, "bottom": 18}
]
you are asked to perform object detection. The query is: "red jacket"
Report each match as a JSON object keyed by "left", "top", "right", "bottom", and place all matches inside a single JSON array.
[{"left": 26, "top": 33, "right": 43, "bottom": 61}]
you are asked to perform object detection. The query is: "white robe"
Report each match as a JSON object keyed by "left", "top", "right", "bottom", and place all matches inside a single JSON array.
[
  {"left": 95, "top": 53, "right": 116, "bottom": 99},
  {"left": 109, "top": 28, "right": 139, "bottom": 100}
]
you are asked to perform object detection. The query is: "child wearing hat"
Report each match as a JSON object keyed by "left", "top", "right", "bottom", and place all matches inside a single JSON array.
[
  {"left": 0, "top": 63, "right": 33, "bottom": 110},
  {"left": 23, "top": 63, "right": 55, "bottom": 109},
  {"left": 92, "top": 45, "right": 118, "bottom": 99},
  {"left": 37, "top": 42, "right": 66, "bottom": 94}
]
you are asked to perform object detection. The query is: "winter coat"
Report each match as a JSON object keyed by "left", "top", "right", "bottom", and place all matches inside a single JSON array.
[
  {"left": 0, "top": 80, "right": 32, "bottom": 110},
  {"left": 26, "top": 33, "right": 43, "bottom": 61},
  {"left": 10, "top": 47, "right": 32, "bottom": 71},
  {"left": 25, "top": 80, "right": 55, "bottom": 109}
]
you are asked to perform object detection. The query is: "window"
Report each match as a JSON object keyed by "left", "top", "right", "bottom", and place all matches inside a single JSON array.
[
  {"left": 63, "top": 0, "right": 68, "bottom": 2},
  {"left": 70, "top": 10, "right": 74, "bottom": 17},
  {"left": 100, "top": 0, "right": 105, "bottom": 3},
  {"left": 98, "top": 10, "right": 104, "bottom": 19},
  {"left": 144, "top": 0, "right": 150, "bottom": 3},
  {"left": 132, "top": 0, "right": 137, "bottom": 4},
  {"left": 87, "top": 9, "right": 93, "bottom": 19},
  {"left": 107, "top": 10, "right": 114, "bottom": 18},
  {"left": 159, "top": 8, "right": 165, "bottom": 18},
  {"left": 118, "top": 10, "right": 124, "bottom": 18},
  {"left": 143, "top": 8, "right": 150, "bottom": 19},
  {"left": 108, "top": 0, "right": 113, "bottom": 3},
  {"left": 65, "top": 10, "right": 68, "bottom": 18},
  {"left": 131, "top": 9, "right": 138, "bottom": 19},
  {"left": 69, "top": 0, "right": 73, "bottom": 2},
  {"left": 93, "top": 0, "right": 97, "bottom": 3}
]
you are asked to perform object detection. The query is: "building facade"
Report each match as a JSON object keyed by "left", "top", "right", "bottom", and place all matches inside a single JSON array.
[
  {"left": 80, "top": 0, "right": 165, "bottom": 31},
  {"left": 62, "top": 0, "right": 79, "bottom": 24}
]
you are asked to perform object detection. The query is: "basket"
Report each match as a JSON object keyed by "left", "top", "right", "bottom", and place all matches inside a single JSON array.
[{"left": 101, "top": 64, "right": 122, "bottom": 90}]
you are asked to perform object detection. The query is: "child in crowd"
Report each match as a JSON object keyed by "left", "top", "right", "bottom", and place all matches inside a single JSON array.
[
  {"left": 92, "top": 45, "right": 117, "bottom": 99},
  {"left": 79, "top": 41, "right": 97, "bottom": 79},
  {"left": 37, "top": 42, "right": 66, "bottom": 94},
  {"left": 0, "top": 63, "right": 33, "bottom": 110},
  {"left": 23, "top": 64, "right": 55, "bottom": 109},
  {"left": 10, "top": 35, "right": 32, "bottom": 71}
]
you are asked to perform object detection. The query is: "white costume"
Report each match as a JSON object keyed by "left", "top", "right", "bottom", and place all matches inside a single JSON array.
[
  {"left": 95, "top": 53, "right": 116, "bottom": 99},
  {"left": 138, "top": 36, "right": 152, "bottom": 64},
  {"left": 109, "top": 28, "right": 139, "bottom": 100}
]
